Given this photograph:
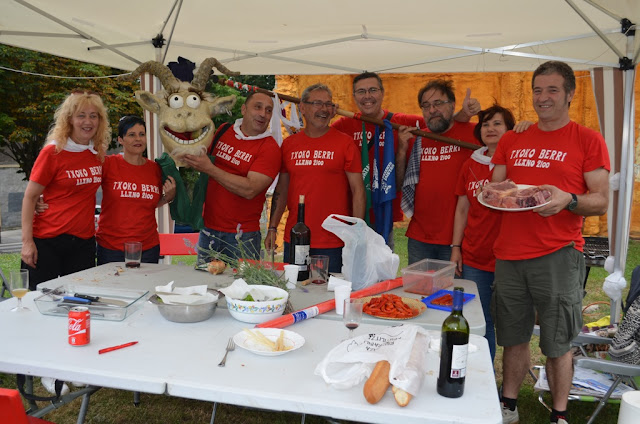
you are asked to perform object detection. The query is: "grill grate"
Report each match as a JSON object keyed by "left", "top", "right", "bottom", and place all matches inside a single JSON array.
[{"left": 583, "top": 236, "right": 609, "bottom": 267}]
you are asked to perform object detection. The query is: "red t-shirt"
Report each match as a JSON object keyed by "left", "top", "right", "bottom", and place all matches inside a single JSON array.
[
  {"left": 332, "top": 111, "right": 422, "bottom": 222},
  {"left": 203, "top": 126, "right": 281, "bottom": 233},
  {"left": 281, "top": 128, "right": 362, "bottom": 248},
  {"left": 406, "top": 122, "right": 480, "bottom": 245},
  {"left": 96, "top": 155, "right": 162, "bottom": 251},
  {"left": 492, "top": 121, "right": 610, "bottom": 259},
  {"left": 454, "top": 151, "right": 502, "bottom": 272},
  {"left": 30, "top": 143, "right": 102, "bottom": 239}
]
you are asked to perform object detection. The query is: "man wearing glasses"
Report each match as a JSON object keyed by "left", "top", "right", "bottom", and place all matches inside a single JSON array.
[
  {"left": 267, "top": 83, "right": 365, "bottom": 273},
  {"left": 396, "top": 79, "right": 482, "bottom": 264},
  {"left": 332, "top": 72, "right": 480, "bottom": 249}
]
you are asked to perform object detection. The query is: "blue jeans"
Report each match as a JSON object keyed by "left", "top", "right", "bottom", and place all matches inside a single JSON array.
[
  {"left": 197, "top": 227, "right": 261, "bottom": 263},
  {"left": 96, "top": 243, "right": 160, "bottom": 265},
  {"left": 407, "top": 238, "right": 452, "bottom": 264},
  {"left": 462, "top": 264, "right": 496, "bottom": 364},
  {"left": 283, "top": 242, "right": 343, "bottom": 274}
]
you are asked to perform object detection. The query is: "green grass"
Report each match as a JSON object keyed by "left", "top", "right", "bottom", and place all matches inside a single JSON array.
[{"left": 2, "top": 235, "right": 638, "bottom": 423}]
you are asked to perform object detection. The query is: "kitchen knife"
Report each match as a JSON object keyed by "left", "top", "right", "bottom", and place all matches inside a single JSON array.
[
  {"left": 62, "top": 296, "right": 128, "bottom": 307},
  {"left": 73, "top": 293, "right": 129, "bottom": 307}
]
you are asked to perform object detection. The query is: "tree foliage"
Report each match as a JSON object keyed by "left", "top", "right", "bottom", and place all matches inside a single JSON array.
[
  {"left": 0, "top": 45, "right": 141, "bottom": 179},
  {"left": 0, "top": 45, "right": 277, "bottom": 181}
]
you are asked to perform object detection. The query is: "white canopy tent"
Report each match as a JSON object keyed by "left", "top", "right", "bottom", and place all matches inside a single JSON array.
[{"left": 1, "top": 0, "right": 639, "bottom": 307}]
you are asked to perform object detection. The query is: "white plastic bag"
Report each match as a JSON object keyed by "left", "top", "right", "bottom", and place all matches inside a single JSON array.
[
  {"left": 321, "top": 214, "right": 399, "bottom": 290},
  {"left": 314, "top": 324, "right": 430, "bottom": 395}
]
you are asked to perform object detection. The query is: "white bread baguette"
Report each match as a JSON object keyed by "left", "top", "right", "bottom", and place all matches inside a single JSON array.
[{"left": 363, "top": 360, "right": 391, "bottom": 404}]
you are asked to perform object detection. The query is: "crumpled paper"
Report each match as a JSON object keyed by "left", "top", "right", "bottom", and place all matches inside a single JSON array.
[
  {"left": 155, "top": 281, "right": 218, "bottom": 305},
  {"left": 327, "top": 275, "right": 352, "bottom": 292},
  {"left": 218, "top": 278, "right": 286, "bottom": 301}
]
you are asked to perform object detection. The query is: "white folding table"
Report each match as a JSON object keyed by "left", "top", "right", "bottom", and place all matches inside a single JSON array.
[{"left": 0, "top": 290, "right": 501, "bottom": 424}]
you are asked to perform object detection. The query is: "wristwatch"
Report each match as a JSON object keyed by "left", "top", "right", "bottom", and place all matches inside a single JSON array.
[{"left": 566, "top": 193, "right": 578, "bottom": 211}]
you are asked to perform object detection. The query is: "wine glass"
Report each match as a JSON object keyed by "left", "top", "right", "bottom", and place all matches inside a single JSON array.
[
  {"left": 343, "top": 299, "right": 364, "bottom": 339},
  {"left": 10, "top": 269, "right": 30, "bottom": 312}
]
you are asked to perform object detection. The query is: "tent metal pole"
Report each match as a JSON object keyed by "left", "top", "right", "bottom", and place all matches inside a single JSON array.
[{"left": 564, "top": 0, "right": 625, "bottom": 58}]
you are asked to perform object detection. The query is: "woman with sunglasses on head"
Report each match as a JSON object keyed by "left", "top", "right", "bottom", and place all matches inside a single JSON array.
[
  {"left": 449, "top": 103, "right": 521, "bottom": 365},
  {"left": 21, "top": 90, "right": 110, "bottom": 289},
  {"left": 95, "top": 115, "right": 176, "bottom": 265}
]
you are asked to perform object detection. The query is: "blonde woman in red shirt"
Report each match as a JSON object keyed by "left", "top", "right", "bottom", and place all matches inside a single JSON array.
[{"left": 21, "top": 90, "right": 110, "bottom": 289}]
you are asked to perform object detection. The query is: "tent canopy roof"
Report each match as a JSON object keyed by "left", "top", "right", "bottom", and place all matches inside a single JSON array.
[{"left": 1, "top": 0, "right": 638, "bottom": 74}]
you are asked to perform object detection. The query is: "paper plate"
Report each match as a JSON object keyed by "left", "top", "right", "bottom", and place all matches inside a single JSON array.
[
  {"left": 361, "top": 295, "right": 426, "bottom": 320},
  {"left": 478, "top": 184, "right": 551, "bottom": 212},
  {"left": 233, "top": 328, "right": 305, "bottom": 356}
]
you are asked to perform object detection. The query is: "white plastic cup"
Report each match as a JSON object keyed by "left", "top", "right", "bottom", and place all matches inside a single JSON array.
[
  {"left": 334, "top": 285, "right": 352, "bottom": 315},
  {"left": 618, "top": 390, "right": 640, "bottom": 424},
  {"left": 283, "top": 265, "right": 299, "bottom": 289}
]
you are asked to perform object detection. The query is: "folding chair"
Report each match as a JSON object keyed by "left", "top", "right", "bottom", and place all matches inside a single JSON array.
[
  {"left": 530, "top": 299, "right": 640, "bottom": 424},
  {"left": 0, "top": 388, "right": 55, "bottom": 424},
  {"left": 158, "top": 232, "right": 200, "bottom": 263}
]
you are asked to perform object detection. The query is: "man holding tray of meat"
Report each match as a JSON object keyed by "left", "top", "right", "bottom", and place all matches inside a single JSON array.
[{"left": 490, "top": 61, "right": 610, "bottom": 424}]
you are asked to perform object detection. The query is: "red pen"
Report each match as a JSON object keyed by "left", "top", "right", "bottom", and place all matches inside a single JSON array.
[{"left": 98, "top": 341, "right": 138, "bottom": 355}]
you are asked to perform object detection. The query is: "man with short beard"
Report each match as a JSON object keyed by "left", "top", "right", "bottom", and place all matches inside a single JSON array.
[
  {"left": 266, "top": 83, "right": 366, "bottom": 273},
  {"left": 396, "top": 79, "right": 482, "bottom": 264}
]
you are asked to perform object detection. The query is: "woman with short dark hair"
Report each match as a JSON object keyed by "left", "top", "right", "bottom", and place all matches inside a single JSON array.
[{"left": 95, "top": 115, "right": 175, "bottom": 264}]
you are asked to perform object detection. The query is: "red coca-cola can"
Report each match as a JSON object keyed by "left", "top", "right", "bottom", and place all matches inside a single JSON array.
[{"left": 68, "top": 306, "right": 90, "bottom": 346}]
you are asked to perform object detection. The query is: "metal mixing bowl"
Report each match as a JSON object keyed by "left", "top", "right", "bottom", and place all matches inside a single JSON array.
[{"left": 148, "top": 289, "right": 223, "bottom": 323}]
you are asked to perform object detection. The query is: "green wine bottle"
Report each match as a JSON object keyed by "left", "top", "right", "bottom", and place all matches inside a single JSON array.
[{"left": 437, "top": 287, "right": 470, "bottom": 398}]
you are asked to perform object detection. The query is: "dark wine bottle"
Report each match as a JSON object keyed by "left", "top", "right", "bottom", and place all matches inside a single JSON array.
[
  {"left": 437, "top": 286, "right": 470, "bottom": 398},
  {"left": 289, "top": 194, "right": 310, "bottom": 281}
]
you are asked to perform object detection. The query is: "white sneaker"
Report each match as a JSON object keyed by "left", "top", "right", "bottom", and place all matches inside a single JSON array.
[
  {"left": 71, "top": 381, "right": 87, "bottom": 388},
  {"left": 501, "top": 404, "right": 519, "bottom": 424},
  {"left": 553, "top": 419, "right": 568, "bottom": 424},
  {"left": 41, "top": 377, "right": 70, "bottom": 396}
]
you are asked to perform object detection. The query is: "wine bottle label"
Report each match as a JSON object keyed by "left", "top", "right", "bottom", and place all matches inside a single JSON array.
[
  {"left": 294, "top": 245, "right": 310, "bottom": 271},
  {"left": 449, "top": 344, "right": 468, "bottom": 378}
]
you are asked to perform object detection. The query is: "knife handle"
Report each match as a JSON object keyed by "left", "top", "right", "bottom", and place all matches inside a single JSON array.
[
  {"left": 74, "top": 294, "right": 99, "bottom": 302},
  {"left": 63, "top": 296, "right": 91, "bottom": 304}
]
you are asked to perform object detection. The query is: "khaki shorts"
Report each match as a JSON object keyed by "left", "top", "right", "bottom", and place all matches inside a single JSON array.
[{"left": 491, "top": 245, "right": 585, "bottom": 358}]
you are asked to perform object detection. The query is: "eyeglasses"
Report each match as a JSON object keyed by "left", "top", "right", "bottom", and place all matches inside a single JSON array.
[
  {"left": 354, "top": 87, "right": 382, "bottom": 96},
  {"left": 303, "top": 101, "right": 336, "bottom": 109},
  {"left": 420, "top": 100, "right": 452, "bottom": 111}
]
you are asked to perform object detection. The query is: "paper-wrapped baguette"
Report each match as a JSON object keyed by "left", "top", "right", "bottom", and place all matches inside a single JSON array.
[
  {"left": 363, "top": 360, "right": 391, "bottom": 404},
  {"left": 392, "top": 385, "right": 413, "bottom": 407}
]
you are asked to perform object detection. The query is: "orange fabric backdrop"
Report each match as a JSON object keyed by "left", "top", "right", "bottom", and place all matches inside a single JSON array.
[{"left": 276, "top": 71, "right": 640, "bottom": 237}]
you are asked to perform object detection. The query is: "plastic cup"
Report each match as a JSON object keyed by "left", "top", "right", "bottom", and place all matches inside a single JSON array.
[
  {"left": 309, "top": 255, "right": 330, "bottom": 285},
  {"left": 124, "top": 241, "right": 142, "bottom": 268},
  {"left": 334, "top": 285, "right": 351, "bottom": 315},
  {"left": 260, "top": 248, "right": 275, "bottom": 270},
  {"left": 283, "top": 264, "right": 299, "bottom": 289}
]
